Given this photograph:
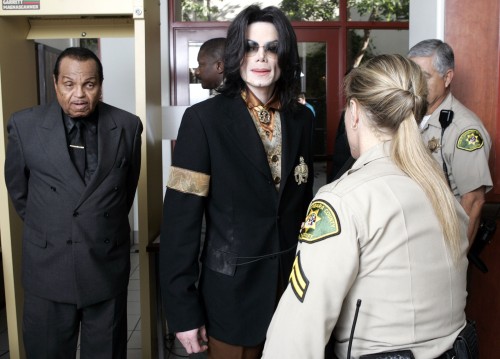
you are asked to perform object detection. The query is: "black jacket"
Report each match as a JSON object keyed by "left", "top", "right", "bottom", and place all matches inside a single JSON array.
[
  {"left": 160, "top": 94, "right": 314, "bottom": 346},
  {"left": 5, "top": 101, "right": 142, "bottom": 307}
]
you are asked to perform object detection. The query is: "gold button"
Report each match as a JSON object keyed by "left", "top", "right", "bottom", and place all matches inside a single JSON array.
[{"left": 274, "top": 176, "right": 281, "bottom": 184}]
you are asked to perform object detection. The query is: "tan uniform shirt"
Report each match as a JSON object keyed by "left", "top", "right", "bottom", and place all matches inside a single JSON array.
[
  {"left": 420, "top": 93, "right": 492, "bottom": 199},
  {"left": 263, "top": 142, "right": 469, "bottom": 359}
]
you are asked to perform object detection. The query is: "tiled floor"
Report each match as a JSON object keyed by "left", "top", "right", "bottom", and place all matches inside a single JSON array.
[
  {"left": 0, "top": 246, "right": 144, "bottom": 359},
  {"left": 0, "top": 163, "right": 328, "bottom": 359},
  {"left": 0, "top": 240, "right": 210, "bottom": 359}
]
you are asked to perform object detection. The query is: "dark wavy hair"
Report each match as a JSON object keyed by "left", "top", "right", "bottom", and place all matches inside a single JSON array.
[
  {"left": 219, "top": 5, "right": 301, "bottom": 110},
  {"left": 53, "top": 47, "right": 104, "bottom": 84}
]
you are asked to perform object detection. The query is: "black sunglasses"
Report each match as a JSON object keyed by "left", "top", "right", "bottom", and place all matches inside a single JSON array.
[{"left": 245, "top": 40, "right": 279, "bottom": 57}]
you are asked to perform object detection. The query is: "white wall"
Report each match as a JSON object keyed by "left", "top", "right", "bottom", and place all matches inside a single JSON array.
[
  {"left": 99, "top": 37, "right": 138, "bottom": 237},
  {"left": 100, "top": 38, "right": 135, "bottom": 113},
  {"left": 409, "top": 0, "right": 445, "bottom": 47}
]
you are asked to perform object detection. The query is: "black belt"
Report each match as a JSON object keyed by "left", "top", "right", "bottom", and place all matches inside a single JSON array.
[
  {"left": 436, "top": 348, "right": 456, "bottom": 359},
  {"left": 357, "top": 348, "right": 456, "bottom": 359}
]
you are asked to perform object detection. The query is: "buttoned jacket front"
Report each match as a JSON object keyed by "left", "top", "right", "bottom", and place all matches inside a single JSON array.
[{"left": 5, "top": 100, "right": 142, "bottom": 308}]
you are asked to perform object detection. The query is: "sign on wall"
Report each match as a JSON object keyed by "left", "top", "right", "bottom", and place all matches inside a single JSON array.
[{"left": 2, "top": 0, "right": 40, "bottom": 10}]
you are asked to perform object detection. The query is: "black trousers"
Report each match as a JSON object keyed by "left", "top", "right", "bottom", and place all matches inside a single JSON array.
[{"left": 23, "top": 291, "right": 128, "bottom": 359}]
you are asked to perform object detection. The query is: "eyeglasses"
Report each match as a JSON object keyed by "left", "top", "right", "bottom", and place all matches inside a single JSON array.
[{"left": 245, "top": 40, "right": 279, "bottom": 58}]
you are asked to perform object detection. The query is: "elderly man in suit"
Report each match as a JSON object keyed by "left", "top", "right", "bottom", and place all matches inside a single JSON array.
[
  {"left": 160, "top": 5, "right": 314, "bottom": 359},
  {"left": 4, "top": 47, "right": 142, "bottom": 358}
]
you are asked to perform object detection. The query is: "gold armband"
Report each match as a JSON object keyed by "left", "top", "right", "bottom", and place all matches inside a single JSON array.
[{"left": 167, "top": 166, "right": 210, "bottom": 197}]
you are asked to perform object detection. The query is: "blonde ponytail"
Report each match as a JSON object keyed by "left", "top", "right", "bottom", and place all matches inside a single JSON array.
[{"left": 344, "top": 54, "right": 463, "bottom": 262}]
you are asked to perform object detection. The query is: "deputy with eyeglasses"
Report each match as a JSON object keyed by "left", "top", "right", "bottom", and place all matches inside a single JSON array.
[{"left": 160, "top": 5, "right": 314, "bottom": 359}]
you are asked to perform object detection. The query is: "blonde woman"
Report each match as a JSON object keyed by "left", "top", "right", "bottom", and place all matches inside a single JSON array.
[{"left": 263, "top": 54, "right": 470, "bottom": 358}]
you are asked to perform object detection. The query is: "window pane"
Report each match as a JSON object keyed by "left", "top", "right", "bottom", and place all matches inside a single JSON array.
[
  {"left": 298, "top": 42, "right": 327, "bottom": 155},
  {"left": 347, "top": 29, "right": 409, "bottom": 69},
  {"left": 282, "top": 0, "right": 339, "bottom": 21},
  {"left": 175, "top": 0, "right": 339, "bottom": 22},
  {"left": 348, "top": 0, "right": 409, "bottom": 22},
  {"left": 176, "top": 0, "right": 277, "bottom": 21}
]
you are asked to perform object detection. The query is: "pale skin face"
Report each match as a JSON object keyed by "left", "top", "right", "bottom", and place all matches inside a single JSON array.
[
  {"left": 410, "top": 55, "right": 453, "bottom": 115},
  {"left": 53, "top": 57, "right": 102, "bottom": 118},
  {"left": 240, "top": 22, "right": 281, "bottom": 103}
]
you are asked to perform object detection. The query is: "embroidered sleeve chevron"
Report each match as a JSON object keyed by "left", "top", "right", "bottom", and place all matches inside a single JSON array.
[{"left": 289, "top": 251, "right": 309, "bottom": 302}]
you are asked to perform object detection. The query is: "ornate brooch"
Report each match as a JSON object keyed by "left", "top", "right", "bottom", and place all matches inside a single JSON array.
[
  {"left": 294, "top": 156, "right": 308, "bottom": 185},
  {"left": 257, "top": 108, "right": 271, "bottom": 124}
]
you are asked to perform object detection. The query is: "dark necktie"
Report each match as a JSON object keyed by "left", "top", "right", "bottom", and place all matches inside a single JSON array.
[{"left": 69, "top": 121, "right": 86, "bottom": 181}]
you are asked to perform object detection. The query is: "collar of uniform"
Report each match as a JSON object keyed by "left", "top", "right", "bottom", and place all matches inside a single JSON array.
[
  {"left": 347, "top": 141, "right": 391, "bottom": 176},
  {"left": 428, "top": 92, "right": 454, "bottom": 129}
]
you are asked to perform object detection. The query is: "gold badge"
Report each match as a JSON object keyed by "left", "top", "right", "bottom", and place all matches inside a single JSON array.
[
  {"left": 427, "top": 137, "right": 441, "bottom": 153},
  {"left": 299, "top": 200, "right": 340, "bottom": 243},
  {"left": 294, "top": 156, "right": 308, "bottom": 185},
  {"left": 289, "top": 251, "right": 309, "bottom": 302}
]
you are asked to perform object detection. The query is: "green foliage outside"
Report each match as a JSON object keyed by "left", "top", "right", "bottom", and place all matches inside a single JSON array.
[{"left": 179, "top": 0, "right": 408, "bottom": 22}]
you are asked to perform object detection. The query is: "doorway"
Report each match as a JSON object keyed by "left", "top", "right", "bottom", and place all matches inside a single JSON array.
[{"left": 171, "top": 28, "right": 227, "bottom": 106}]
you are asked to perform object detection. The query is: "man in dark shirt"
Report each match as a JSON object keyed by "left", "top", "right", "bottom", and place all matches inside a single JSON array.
[{"left": 4, "top": 46, "right": 142, "bottom": 358}]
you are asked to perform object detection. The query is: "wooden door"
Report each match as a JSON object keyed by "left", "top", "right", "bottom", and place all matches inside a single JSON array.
[{"left": 445, "top": 0, "right": 500, "bottom": 356}]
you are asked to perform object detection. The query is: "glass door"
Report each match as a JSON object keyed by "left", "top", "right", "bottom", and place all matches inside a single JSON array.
[
  {"left": 172, "top": 28, "right": 227, "bottom": 105},
  {"left": 295, "top": 29, "right": 341, "bottom": 184}
]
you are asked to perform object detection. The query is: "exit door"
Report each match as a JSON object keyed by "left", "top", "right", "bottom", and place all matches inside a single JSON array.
[
  {"left": 295, "top": 28, "right": 341, "bottom": 181},
  {"left": 172, "top": 28, "right": 227, "bottom": 105}
]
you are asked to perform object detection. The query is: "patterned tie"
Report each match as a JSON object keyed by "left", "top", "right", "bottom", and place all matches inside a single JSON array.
[{"left": 69, "top": 120, "right": 86, "bottom": 181}]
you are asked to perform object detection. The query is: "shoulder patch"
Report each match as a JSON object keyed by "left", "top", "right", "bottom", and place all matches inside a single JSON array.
[
  {"left": 299, "top": 199, "right": 340, "bottom": 243},
  {"left": 456, "top": 129, "right": 484, "bottom": 152},
  {"left": 289, "top": 251, "right": 309, "bottom": 302}
]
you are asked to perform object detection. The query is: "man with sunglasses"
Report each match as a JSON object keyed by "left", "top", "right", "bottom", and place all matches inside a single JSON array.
[{"left": 160, "top": 5, "right": 314, "bottom": 359}]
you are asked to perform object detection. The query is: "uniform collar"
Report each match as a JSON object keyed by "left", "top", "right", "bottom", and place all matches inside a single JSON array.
[
  {"left": 346, "top": 141, "right": 391, "bottom": 176},
  {"left": 427, "top": 93, "right": 454, "bottom": 129}
]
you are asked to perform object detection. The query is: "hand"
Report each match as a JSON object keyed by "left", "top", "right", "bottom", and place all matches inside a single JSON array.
[{"left": 176, "top": 326, "right": 208, "bottom": 354}]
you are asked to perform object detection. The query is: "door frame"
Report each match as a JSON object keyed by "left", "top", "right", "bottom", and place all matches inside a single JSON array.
[
  {"left": 171, "top": 27, "right": 227, "bottom": 105},
  {"left": 295, "top": 27, "right": 342, "bottom": 165}
]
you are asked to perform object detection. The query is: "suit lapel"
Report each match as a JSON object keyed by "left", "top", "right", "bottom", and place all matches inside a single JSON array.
[
  {"left": 37, "top": 101, "right": 86, "bottom": 194},
  {"left": 279, "top": 109, "right": 305, "bottom": 197},
  {"left": 222, "top": 97, "right": 272, "bottom": 179},
  {"left": 79, "top": 103, "right": 121, "bottom": 203}
]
